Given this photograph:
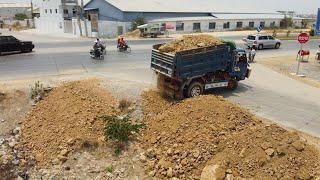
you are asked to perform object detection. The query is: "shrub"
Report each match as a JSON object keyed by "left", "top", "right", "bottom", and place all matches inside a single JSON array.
[
  {"left": 15, "top": 13, "right": 28, "bottom": 20},
  {"left": 30, "top": 81, "right": 45, "bottom": 103},
  {"left": 310, "top": 29, "right": 315, "bottom": 36},
  {"left": 280, "top": 16, "right": 293, "bottom": 28},
  {"left": 100, "top": 115, "right": 144, "bottom": 155},
  {"left": 105, "top": 165, "right": 114, "bottom": 173},
  {"left": 131, "top": 16, "right": 146, "bottom": 30}
]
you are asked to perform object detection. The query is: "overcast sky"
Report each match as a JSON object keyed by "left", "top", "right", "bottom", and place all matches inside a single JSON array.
[{"left": 0, "top": 0, "right": 319, "bottom": 14}]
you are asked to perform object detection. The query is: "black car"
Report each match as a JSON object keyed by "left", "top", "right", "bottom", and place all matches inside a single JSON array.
[{"left": 0, "top": 35, "right": 34, "bottom": 55}]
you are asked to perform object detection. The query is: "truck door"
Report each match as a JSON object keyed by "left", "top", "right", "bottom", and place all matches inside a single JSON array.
[{"left": 0, "top": 36, "right": 8, "bottom": 52}]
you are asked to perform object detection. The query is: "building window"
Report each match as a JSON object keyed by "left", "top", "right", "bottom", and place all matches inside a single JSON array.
[
  {"left": 55, "top": 9, "right": 58, "bottom": 13},
  {"left": 50, "top": 9, "right": 52, "bottom": 14},
  {"left": 176, "top": 21, "right": 184, "bottom": 31},
  {"left": 193, "top": 23, "right": 201, "bottom": 31},
  {"left": 249, "top": 22, "right": 254, "bottom": 28},
  {"left": 72, "top": 8, "right": 76, "bottom": 15},
  {"left": 209, "top": 22, "right": 216, "bottom": 30},
  {"left": 63, "top": 9, "right": 68, "bottom": 14},
  {"left": 223, "top": 22, "right": 230, "bottom": 29},
  {"left": 270, "top": 21, "right": 276, "bottom": 28},
  {"left": 45, "top": 9, "right": 47, "bottom": 13},
  {"left": 236, "top": 22, "right": 243, "bottom": 28},
  {"left": 260, "top": 21, "right": 265, "bottom": 28}
]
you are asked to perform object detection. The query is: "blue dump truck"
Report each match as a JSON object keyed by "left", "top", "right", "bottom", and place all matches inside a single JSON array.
[{"left": 151, "top": 42, "right": 251, "bottom": 99}]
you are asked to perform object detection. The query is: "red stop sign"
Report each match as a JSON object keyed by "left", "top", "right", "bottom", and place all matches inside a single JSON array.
[{"left": 298, "top": 32, "right": 309, "bottom": 44}]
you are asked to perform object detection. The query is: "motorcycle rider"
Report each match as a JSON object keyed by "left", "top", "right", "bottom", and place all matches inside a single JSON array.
[
  {"left": 93, "top": 41, "right": 101, "bottom": 58},
  {"left": 117, "top": 36, "right": 128, "bottom": 50},
  {"left": 94, "top": 38, "right": 105, "bottom": 52},
  {"left": 317, "top": 45, "right": 320, "bottom": 61}
]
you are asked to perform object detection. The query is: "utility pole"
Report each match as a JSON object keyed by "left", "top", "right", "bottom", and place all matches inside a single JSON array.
[
  {"left": 75, "top": 0, "right": 83, "bottom": 36},
  {"left": 81, "top": 0, "right": 88, "bottom": 37},
  {"left": 30, "top": 0, "right": 34, "bottom": 28}
]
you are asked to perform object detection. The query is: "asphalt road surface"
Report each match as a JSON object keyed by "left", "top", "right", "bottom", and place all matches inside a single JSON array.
[{"left": 1, "top": 31, "right": 320, "bottom": 137}]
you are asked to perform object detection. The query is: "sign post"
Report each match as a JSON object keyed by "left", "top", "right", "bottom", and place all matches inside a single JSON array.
[
  {"left": 316, "top": 8, "right": 320, "bottom": 36},
  {"left": 295, "top": 32, "right": 310, "bottom": 76}
]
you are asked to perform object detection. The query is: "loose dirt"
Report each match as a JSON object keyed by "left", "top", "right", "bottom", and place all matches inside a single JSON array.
[
  {"left": 20, "top": 80, "right": 118, "bottom": 166},
  {"left": 158, "top": 35, "right": 223, "bottom": 54},
  {"left": 141, "top": 91, "right": 320, "bottom": 179},
  {"left": 125, "top": 29, "right": 141, "bottom": 38},
  {"left": 0, "top": 89, "right": 31, "bottom": 135}
]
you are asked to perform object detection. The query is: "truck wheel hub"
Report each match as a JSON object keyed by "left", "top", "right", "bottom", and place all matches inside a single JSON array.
[{"left": 191, "top": 86, "right": 201, "bottom": 97}]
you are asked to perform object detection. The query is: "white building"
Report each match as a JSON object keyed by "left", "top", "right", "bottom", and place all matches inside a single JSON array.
[
  {"left": 0, "top": 3, "right": 31, "bottom": 20},
  {"left": 35, "top": 0, "right": 78, "bottom": 33},
  {"left": 82, "top": 0, "right": 304, "bottom": 37}
]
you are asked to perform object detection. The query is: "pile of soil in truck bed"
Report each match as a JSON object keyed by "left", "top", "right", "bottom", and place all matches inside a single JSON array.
[
  {"left": 158, "top": 35, "right": 223, "bottom": 54},
  {"left": 20, "top": 80, "right": 118, "bottom": 166},
  {"left": 141, "top": 91, "right": 320, "bottom": 179}
]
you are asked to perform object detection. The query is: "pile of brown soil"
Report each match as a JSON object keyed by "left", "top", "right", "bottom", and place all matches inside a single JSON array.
[
  {"left": 125, "top": 29, "right": 141, "bottom": 38},
  {"left": 158, "top": 35, "right": 223, "bottom": 54},
  {"left": 20, "top": 80, "right": 118, "bottom": 166},
  {"left": 141, "top": 91, "right": 320, "bottom": 179}
]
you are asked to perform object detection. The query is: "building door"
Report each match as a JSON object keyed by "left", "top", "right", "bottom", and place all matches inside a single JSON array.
[{"left": 117, "top": 26, "right": 123, "bottom": 35}]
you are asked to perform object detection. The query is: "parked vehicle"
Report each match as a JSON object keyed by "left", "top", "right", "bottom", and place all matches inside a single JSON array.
[
  {"left": 316, "top": 45, "right": 320, "bottom": 61},
  {"left": 138, "top": 23, "right": 166, "bottom": 38},
  {"left": 243, "top": 34, "right": 281, "bottom": 50},
  {"left": 0, "top": 35, "right": 34, "bottom": 55},
  {"left": 90, "top": 47, "right": 104, "bottom": 60},
  {"left": 151, "top": 43, "right": 251, "bottom": 99}
]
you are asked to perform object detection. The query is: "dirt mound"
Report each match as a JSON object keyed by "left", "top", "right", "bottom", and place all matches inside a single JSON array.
[
  {"left": 141, "top": 91, "right": 320, "bottom": 179},
  {"left": 158, "top": 35, "right": 223, "bottom": 54},
  {"left": 20, "top": 80, "right": 118, "bottom": 166},
  {"left": 125, "top": 29, "right": 141, "bottom": 38}
]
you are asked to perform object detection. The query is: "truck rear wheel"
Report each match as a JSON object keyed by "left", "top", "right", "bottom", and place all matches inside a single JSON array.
[
  {"left": 187, "top": 82, "right": 204, "bottom": 98},
  {"left": 227, "top": 79, "right": 238, "bottom": 90}
]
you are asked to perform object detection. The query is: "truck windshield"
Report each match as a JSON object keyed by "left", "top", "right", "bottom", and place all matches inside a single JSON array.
[{"left": 247, "top": 35, "right": 256, "bottom": 40}]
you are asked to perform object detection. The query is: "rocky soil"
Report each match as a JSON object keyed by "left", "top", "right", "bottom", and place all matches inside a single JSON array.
[
  {"left": 141, "top": 91, "right": 320, "bottom": 179},
  {"left": 158, "top": 35, "right": 223, "bottom": 54}
]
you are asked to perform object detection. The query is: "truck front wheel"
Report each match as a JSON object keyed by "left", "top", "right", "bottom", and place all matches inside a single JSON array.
[
  {"left": 227, "top": 79, "right": 238, "bottom": 90},
  {"left": 187, "top": 82, "right": 204, "bottom": 98}
]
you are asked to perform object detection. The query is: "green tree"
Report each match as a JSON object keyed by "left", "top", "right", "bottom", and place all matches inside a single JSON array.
[
  {"left": 131, "top": 16, "right": 146, "bottom": 30},
  {"left": 301, "top": 19, "right": 308, "bottom": 28},
  {"left": 280, "top": 16, "right": 293, "bottom": 28},
  {"left": 14, "top": 13, "right": 28, "bottom": 20}
]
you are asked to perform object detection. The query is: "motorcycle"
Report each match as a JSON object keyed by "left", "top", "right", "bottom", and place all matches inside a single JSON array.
[
  {"left": 90, "top": 47, "right": 104, "bottom": 60},
  {"left": 117, "top": 44, "right": 131, "bottom": 53}
]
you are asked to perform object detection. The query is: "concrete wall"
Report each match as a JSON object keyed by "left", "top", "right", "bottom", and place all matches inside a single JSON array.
[
  {"left": 0, "top": 7, "right": 31, "bottom": 20},
  {"left": 98, "top": 20, "right": 131, "bottom": 38},
  {"left": 161, "top": 19, "right": 284, "bottom": 33}
]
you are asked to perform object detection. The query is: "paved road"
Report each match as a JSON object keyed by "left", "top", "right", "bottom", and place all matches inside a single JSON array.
[{"left": 1, "top": 31, "right": 320, "bottom": 137}]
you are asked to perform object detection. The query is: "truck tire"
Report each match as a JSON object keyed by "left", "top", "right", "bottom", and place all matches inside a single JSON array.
[
  {"left": 187, "top": 82, "right": 204, "bottom": 98},
  {"left": 227, "top": 79, "right": 238, "bottom": 90}
]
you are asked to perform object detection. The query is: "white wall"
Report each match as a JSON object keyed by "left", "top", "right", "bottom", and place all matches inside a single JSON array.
[
  {"left": 98, "top": 21, "right": 131, "bottom": 38},
  {"left": 161, "top": 18, "right": 284, "bottom": 34}
]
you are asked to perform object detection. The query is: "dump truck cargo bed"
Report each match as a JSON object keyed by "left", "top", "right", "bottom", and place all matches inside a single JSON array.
[{"left": 151, "top": 43, "right": 233, "bottom": 79}]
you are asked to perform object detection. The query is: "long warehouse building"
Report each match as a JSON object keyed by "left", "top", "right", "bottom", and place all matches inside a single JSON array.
[{"left": 37, "top": 0, "right": 304, "bottom": 37}]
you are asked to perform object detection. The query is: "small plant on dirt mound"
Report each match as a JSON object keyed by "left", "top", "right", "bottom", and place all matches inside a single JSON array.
[
  {"left": 100, "top": 115, "right": 144, "bottom": 155},
  {"left": 30, "top": 81, "right": 52, "bottom": 103}
]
